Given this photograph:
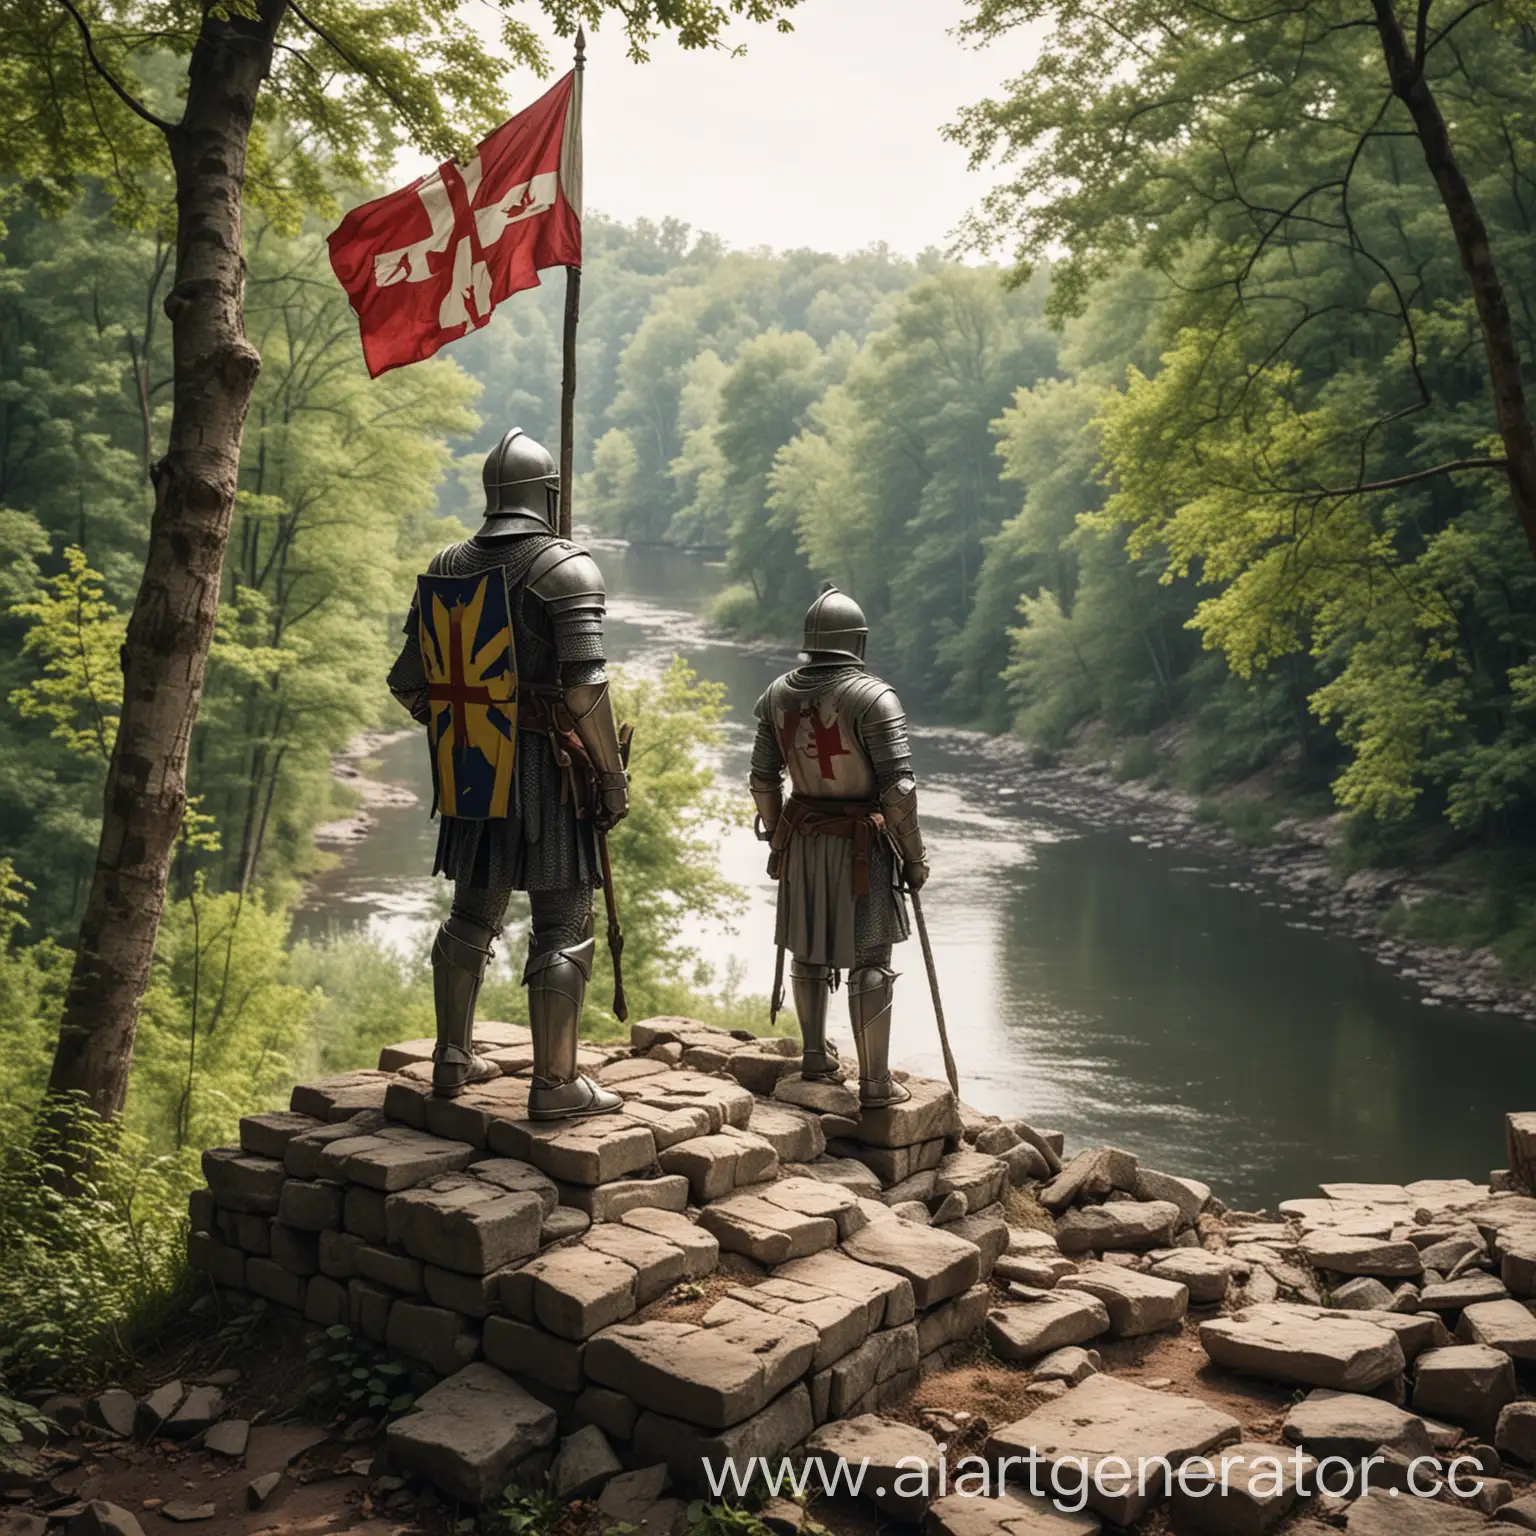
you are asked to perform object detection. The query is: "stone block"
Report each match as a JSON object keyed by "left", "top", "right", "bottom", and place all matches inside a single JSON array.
[
  {"left": 321, "top": 1127, "right": 476, "bottom": 1192},
  {"left": 987, "top": 1374, "right": 1240, "bottom": 1525},
  {"left": 343, "top": 1185, "right": 387, "bottom": 1242},
  {"left": 842, "top": 1216, "right": 982, "bottom": 1308},
  {"left": 1496, "top": 1400, "right": 1536, "bottom": 1465},
  {"left": 282, "top": 1112, "right": 384, "bottom": 1179},
  {"left": 584, "top": 1224, "right": 692, "bottom": 1306},
  {"left": 942, "top": 1206, "right": 1008, "bottom": 1280},
  {"left": 423, "top": 1079, "right": 530, "bottom": 1147},
  {"left": 916, "top": 1285, "right": 989, "bottom": 1357},
  {"left": 1456, "top": 1298, "right": 1536, "bottom": 1361},
  {"left": 844, "top": 1079, "right": 960, "bottom": 1150},
  {"left": 202, "top": 1147, "right": 285, "bottom": 1215},
  {"left": 620, "top": 1207, "right": 720, "bottom": 1276},
  {"left": 1039, "top": 1148, "right": 1139, "bottom": 1214},
  {"left": 551, "top": 1424, "right": 623, "bottom": 1501},
  {"left": 355, "top": 1244, "right": 422, "bottom": 1294},
  {"left": 831, "top": 1135, "right": 945, "bottom": 1187},
  {"left": 385, "top": 1363, "right": 557, "bottom": 1505},
  {"left": 1282, "top": 1388, "right": 1436, "bottom": 1460},
  {"left": 724, "top": 1049, "right": 802, "bottom": 1097},
  {"left": 577, "top": 1385, "right": 640, "bottom": 1442},
  {"left": 376, "top": 1037, "right": 437, "bottom": 1072},
  {"left": 485, "top": 1316, "right": 587, "bottom": 1394},
  {"left": 774, "top": 1249, "right": 916, "bottom": 1329},
  {"left": 1412, "top": 1343, "right": 1517, "bottom": 1435},
  {"left": 347, "top": 1278, "right": 392, "bottom": 1342},
  {"left": 1031, "top": 1347, "right": 1100, "bottom": 1385},
  {"left": 385, "top": 1299, "right": 480, "bottom": 1377},
  {"left": 490, "top": 1116, "right": 657, "bottom": 1186},
  {"left": 304, "top": 1275, "right": 348, "bottom": 1327},
  {"left": 1149, "top": 1249, "right": 1234, "bottom": 1305},
  {"left": 660, "top": 1132, "right": 776, "bottom": 1204},
  {"left": 1199, "top": 1308, "right": 1405, "bottom": 1391},
  {"left": 986, "top": 1293, "right": 1110, "bottom": 1361},
  {"left": 584, "top": 1312, "right": 819, "bottom": 1430},
  {"left": 1507, "top": 1112, "right": 1536, "bottom": 1196},
  {"left": 245, "top": 1256, "right": 305, "bottom": 1311},
  {"left": 268, "top": 1220, "right": 319, "bottom": 1276},
  {"left": 239, "top": 1111, "right": 322, "bottom": 1162},
  {"left": 277, "top": 1179, "right": 343, "bottom": 1232},
  {"left": 745, "top": 1101, "right": 826, "bottom": 1163},
  {"left": 774, "top": 1074, "right": 861, "bottom": 1118},
  {"left": 699, "top": 1192, "right": 838, "bottom": 1266},
  {"left": 625, "top": 1071, "right": 755, "bottom": 1133},
  {"left": 186, "top": 1232, "right": 245, "bottom": 1290},
  {"left": 935, "top": 1149, "right": 1008, "bottom": 1212},
  {"left": 541, "top": 1206, "right": 592, "bottom": 1245},
  {"left": 789, "top": 1156, "right": 883, "bottom": 1198},
  {"left": 385, "top": 1178, "right": 543, "bottom": 1275},
  {"left": 719, "top": 1280, "right": 870, "bottom": 1371},
  {"left": 630, "top": 1385, "right": 814, "bottom": 1489},
  {"left": 424, "top": 1265, "right": 509, "bottom": 1319},
  {"left": 1056, "top": 1200, "right": 1180, "bottom": 1254},
  {"left": 556, "top": 1174, "right": 689, "bottom": 1223},
  {"left": 503, "top": 1246, "right": 639, "bottom": 1341},
  {"left": 1302, "top": 1230, "right": 1425, "bottom": 1278},
  {"left": 290, "top": 1070, "right": 392, "bottom": 1122},
  {"left": 1134, "top": 1168, "right": 1210, "bottom": 1227},
  {"left": 1058, "top": 1260, "right": 1188, "bottom": 1337},
  {"left": 1168, "top": 1441, "right": 1310, "bottom": 1536},
  {"left": 924, "top": 1491, "right": 1097, "bottom": 1536},
  {"left": 805, "top": 1414, "right": 939, "bottom": 1520}
]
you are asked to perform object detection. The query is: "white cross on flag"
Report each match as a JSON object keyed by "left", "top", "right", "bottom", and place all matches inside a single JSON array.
[{"left": 328, "top": 71, "right": 583, "bottom": 377}]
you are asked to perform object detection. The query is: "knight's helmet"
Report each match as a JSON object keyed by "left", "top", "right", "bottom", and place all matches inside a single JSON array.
[
  {"left": 803, "top": 582, "right": 868, "bottom": 664},
  {"left": 479, "top": 427, "right": 559, "bottom": 537}
]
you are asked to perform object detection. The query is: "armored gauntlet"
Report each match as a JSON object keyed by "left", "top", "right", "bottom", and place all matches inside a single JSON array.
[
  {"left": 565, "top": 678, "right": 629, "bottom": 830},
  {"left": 880, "top": 777, "right": 928, "bottom": 890}
]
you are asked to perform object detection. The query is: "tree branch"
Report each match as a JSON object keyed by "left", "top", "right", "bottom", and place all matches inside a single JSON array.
[{"left": 52, "top": 0, "right": 176, "bottom": 134}]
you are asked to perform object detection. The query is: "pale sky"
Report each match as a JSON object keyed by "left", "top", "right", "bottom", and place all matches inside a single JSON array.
[{"left": 402, "top": 0, "right": 1032, "bottom": 259}]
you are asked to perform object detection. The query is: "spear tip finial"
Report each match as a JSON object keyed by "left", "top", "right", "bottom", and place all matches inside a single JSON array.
[{"left": 575, "top": 25, "right": 587, "bottom": 67}]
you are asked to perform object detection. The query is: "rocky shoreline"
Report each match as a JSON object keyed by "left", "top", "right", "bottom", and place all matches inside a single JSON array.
[
  {"left": 992, "top": 752, "right": 1536, "bottom": 1025},
  {"left": 312, "top": 728, "right": 419, "bottom": 849}
]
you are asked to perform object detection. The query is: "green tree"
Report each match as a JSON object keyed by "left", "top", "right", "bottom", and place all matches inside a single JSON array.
[{"left": 7, "top": 0, "right": 803, "bottom": 1125}]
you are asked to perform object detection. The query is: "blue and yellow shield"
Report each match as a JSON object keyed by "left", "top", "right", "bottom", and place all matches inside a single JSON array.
[{"left": 417, "top": 570, "right": 518, "bottom": 819}]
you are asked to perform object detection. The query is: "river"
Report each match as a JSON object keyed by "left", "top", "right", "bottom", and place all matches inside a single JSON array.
[{"left": 294, "top": 543, "right": 1536, "bottom": 1210}]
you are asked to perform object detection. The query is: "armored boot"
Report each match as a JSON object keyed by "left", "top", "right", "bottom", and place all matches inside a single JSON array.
[
  {"left": 849, "top": 965, "right": 911, "bottom": 1108},
  {"left": 431, "top": 915, "right": 505, "bottom": 1098},
  {"left": 525, "top": 937, "right": 623, "bottom": 1121},
  {"left": 791, "top": 958, "right": 841, "bottom": 1082}
]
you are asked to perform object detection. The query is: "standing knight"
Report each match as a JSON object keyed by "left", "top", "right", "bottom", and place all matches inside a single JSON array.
[
  {"left": 750, "top": 584, "right": 929, "bottom": 1108},
  {"left": 387, "top": 427, "right": 627, "bottom": 1119}
]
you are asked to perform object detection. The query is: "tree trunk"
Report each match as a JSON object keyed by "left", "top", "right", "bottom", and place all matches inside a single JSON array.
[
  {"left": 1372, "top": 0, "right": 1536, "bottom": 564},
  {"left": 45, "top": 3, "right": 286, "bottom": 1120}
]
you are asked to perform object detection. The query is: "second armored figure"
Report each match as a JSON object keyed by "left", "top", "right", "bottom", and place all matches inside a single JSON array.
[
  {"left": 386, "top": 427, "right": 628, "bottom": 1119},
  {"left": 750, "top": 584, "right": 929, "bottom": 1108}
]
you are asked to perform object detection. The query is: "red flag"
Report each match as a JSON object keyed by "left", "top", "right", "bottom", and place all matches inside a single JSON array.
[{"left": 328, "top": 72, "right": 583, "bottom": 378}]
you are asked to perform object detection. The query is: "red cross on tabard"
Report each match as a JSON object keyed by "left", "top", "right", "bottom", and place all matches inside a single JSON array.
[
  {"left": 808, "top": 709, "right": 851, "bottom": 780},
  {"left": 428, "top": 602, "right": 492, "bottom": 743}
]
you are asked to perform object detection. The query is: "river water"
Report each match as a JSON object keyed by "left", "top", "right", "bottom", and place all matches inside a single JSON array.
[{"left": 295, "top": 543, "right": 1536, "bottom": 1209}]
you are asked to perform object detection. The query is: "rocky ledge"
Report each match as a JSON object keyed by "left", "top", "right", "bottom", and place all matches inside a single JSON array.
[{"left": 175, "top": 1019, "right": 1536, "bottom": 1535}]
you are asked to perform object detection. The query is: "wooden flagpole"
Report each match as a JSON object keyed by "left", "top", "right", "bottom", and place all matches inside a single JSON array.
[{"left": 558, "top": 26, "right": 585, "bottom": 540}]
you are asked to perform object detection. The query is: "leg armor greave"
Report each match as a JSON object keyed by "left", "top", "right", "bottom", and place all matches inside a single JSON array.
[
  {"left": 431, "top": 914, "right": 503, "bottom": 1098},
  {"left": 791, "top": 958, "right": 840, "bottom": 1083},
  {"left": 524, "top": 936, "right": 622, "bottom": 1121},
  {"left": 848, "top": 964, "right": 910, "bottom": 1108}
]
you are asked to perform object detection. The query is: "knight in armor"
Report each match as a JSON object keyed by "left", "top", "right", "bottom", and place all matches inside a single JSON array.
[
  {"left": 386, "top": 427, "right": 628, "bottom": 1120},
  {"left": 749, "top": 584, "right": 929, "bottom": 1108}
]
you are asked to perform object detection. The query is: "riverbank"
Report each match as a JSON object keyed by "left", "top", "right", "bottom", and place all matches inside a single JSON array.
[
  {"left": 313, "top": 728, "right": 420, "bottom": 850},
  {"left": 1002, "top": 752, "right": 1536, "bottom": 1024}
]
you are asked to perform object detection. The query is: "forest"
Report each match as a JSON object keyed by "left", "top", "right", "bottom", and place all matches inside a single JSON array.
[{"left": 2, "top": 0, "right": 1536, "bottom": 1399}]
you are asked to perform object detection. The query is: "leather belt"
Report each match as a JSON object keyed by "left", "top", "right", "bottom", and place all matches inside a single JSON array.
[{"left": 771, "top": 796, "right": 886, "bottom": 897}]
